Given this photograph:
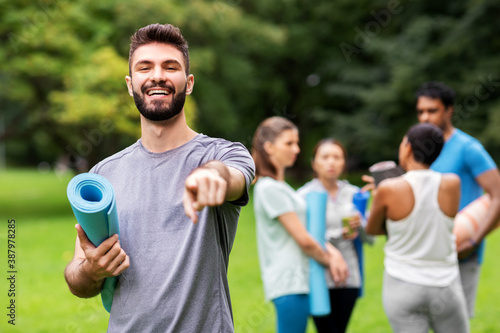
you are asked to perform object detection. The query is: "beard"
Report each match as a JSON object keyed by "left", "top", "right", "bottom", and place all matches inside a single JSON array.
[{"left": 133, "top": 82, "right": 187, "bottom": 121}]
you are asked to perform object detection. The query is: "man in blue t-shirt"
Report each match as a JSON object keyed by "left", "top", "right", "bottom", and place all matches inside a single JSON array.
[{"left": 415, "top": 81, "right": 500, "bottom": 318}]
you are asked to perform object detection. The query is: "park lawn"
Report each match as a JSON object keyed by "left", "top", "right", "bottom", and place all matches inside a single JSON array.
[
  {"left": 1, "top": 169, "right": 500, "bottom": 332},
  {"left": 0, "top": 169, "right": 110, "bottom": 332}
]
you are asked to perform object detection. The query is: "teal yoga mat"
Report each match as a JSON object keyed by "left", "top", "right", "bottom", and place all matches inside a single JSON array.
[
  {"left": 67, "top": 172, "right": 120, "bottom": 313},
  {"left": 306, "top": 191, "right": 331, "bottom": 316}
]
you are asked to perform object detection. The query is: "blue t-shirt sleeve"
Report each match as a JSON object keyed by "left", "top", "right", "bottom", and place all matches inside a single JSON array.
[
  {"left": 257, "top": 181, "right": 296, "bottom": 220},
  {"left": 463, "top": 140, "right": 496, "bottom": 178}
]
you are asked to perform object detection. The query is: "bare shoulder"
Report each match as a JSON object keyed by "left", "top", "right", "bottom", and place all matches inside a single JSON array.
[
  {"left": 377, "top": 175, "right": 414, "bottom": 221},
  {"left": 375, "top": 176, "right": 411, "bottom": 204},
  {"left": 438, "top": 173, "right": 460, "bottom": 217},
  {"left": 440, "top": 173, "right": 461, "bottom": 190},
  {"left": 378, "top": 176, "right": 410, "bottom": 194}
]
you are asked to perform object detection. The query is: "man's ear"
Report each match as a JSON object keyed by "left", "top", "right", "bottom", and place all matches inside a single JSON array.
[
  {"left": 125, "top": 76, "right": 133, "bottom": 97},
  {"left": 186, "top": 74, "right": 195, "bottom": 95},
  {"left": 445, "top": 105, "right": 454, "bottom": 120}
]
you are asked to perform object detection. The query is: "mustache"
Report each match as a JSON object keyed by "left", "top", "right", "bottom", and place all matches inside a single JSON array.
[{"left": 141, "top": 82, "right": 175, "bottom": 94}]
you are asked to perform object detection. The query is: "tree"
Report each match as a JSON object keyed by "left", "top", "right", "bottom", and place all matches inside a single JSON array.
[
  {"left": 0, "top": 0, "right": 286, "bottom": 169},
  {"left": 1, "top": 0, "right": 499, "bottom": 173}
]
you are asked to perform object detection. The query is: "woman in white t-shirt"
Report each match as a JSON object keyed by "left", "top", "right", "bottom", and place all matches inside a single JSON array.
[
  {"left": 252, "top": 117, "right": 348, "bottom": 333},
  {"left": 298, "top": 138, "right": 372, "bottom": 333},
  {"left": 366, "top": 123, "right": 469, "bottom": 333}
]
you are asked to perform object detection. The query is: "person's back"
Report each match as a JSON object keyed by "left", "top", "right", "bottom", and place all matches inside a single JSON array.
[
  {"left": 384, "top": 170, "right": 458, "bottom": 286},
  {"left": 366, "top": 123, "right": 469, "bottom": 333}
]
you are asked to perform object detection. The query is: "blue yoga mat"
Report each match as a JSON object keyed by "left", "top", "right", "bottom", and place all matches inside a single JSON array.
[
  {"left": 352, "top": 190, "right": 371, "bottom": 297},
  {"left": 352, "top": 190, "right": 370, "bottom": 219},
  {"left": 306, "top": 191, "right": 331, "bottom": 316},
  {"left": 67, "top": 172, "right": 120, "bottom": 313}
]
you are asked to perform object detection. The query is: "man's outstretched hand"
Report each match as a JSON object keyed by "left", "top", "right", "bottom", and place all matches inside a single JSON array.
[{"left": 183, "top": 163, "right": 229, "bottom": 223}]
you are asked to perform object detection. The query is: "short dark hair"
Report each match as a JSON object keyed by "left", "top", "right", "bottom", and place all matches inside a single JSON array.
[
  {"left": 406, "top": 123, "right": 444, "bottom": 165},
  {"left": 415, "top": 81, "right": 455, "bottom": 108},
  {"left": 128, "top": 23, "right": 190, "bottom": 75},
  {"left": 252, "top": 117, "right": 298, "bottom": 180}
]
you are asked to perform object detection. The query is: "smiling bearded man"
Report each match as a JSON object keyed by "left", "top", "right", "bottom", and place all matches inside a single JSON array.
[
  {"left": 132, "top": 80, "right": 187, "bottom": 121},
  {"left": 64, "top": 23, "right": 255, "bottom": 333}
]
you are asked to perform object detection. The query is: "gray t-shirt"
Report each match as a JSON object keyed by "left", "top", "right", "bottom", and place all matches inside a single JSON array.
[{"left": 90, "top": 134, "right": 255, "bottom": 333}]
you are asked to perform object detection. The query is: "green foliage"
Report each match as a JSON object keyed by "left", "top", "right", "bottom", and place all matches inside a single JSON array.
[
  {"left": 1, "top": 0, "right": 499, "bottom": 170},
  {"left": 322, "top": 0, "right": 500, "bottom": 167},
  {"left": 49, "top": 47, "right": 139, "bottom": 134}
]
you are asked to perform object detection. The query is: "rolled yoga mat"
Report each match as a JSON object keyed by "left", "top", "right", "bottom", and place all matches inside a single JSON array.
[
  {"left": 352, "top": 190, "right": 370, "bottom": 219},
  {"left": 369, "top": 161, "right": 404, "bottom": 186},
  {"left": 67, "top": 172, "right": 120, "bottom": 313},
  {"left": 352, "top": 190, "right": 371, "bottom": 297},
  {"left": 454, "top": 194, "right": 500, "bottom": 248},
  {"left": 306, "top": 191, "right": 331, "bottom": 316}
]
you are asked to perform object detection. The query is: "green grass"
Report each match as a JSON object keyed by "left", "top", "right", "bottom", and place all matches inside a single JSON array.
[{"left": 1, "top": 169, "right": 500, "bottom": 332}]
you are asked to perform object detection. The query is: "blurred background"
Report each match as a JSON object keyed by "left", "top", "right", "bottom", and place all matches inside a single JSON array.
[{"left": 1, "top": 0, "right": 500, "bottom": 178}]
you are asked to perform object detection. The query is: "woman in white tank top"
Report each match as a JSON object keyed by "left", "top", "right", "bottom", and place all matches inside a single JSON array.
[{"left": 366, "top": 123, "right": 469, "bottom": 333}]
